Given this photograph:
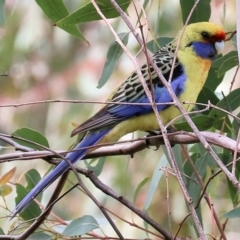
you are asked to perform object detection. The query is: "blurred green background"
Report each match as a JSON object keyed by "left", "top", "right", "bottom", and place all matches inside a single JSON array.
[{"left": 0, "top": 0, "right": 239, "bottom": 238}]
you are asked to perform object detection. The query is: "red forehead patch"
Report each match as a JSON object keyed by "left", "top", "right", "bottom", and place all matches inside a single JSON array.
[{"left": 212, "top": 31, "right": 226, "bottom": 41}]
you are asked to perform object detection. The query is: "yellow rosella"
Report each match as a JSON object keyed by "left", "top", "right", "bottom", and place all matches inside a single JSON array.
[{"left": 12, "top": 22, "right": 225, "bottom": 217}]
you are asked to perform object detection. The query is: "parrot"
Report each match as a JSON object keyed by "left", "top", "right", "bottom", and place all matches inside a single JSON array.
[{"left": 11, "top": 22, "right": 225, "bottom": 218}]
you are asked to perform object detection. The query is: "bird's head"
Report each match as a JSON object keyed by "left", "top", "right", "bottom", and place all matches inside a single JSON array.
[{"left": 178, "top": 22, "right": 226, "bottom": 60}]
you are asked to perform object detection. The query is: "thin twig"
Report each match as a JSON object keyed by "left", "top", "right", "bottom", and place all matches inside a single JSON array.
[
  {"left": 185, "top": 101, "right": 240, "bottom": 123},
  {"left": 224, "top": 30, "right": 236, "bottom": 41},
  {"left": 229, "top": 65, "right": 239, "bottom": 92},
  {"left": 210, "top": 197, "right": 216, "bottom": 239},
  {"left": 165, "top": 168, "right": 172, "bottom": 232},
  {"left": 232, "top": 129, "right": 240, "bottom": 176},
  {"left": 174, "top": 213, "right": 191, "bottom": 240},
  {"left": 105, "top": 208, "right": 163, "bottom": 238},
  {"left": 0, "top": 99, "right": 174, "bottom": 108}
]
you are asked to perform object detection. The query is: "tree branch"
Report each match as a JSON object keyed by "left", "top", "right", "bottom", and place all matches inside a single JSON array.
[{"left": 0, "top": 131, "right": 239, "bottom": 163}]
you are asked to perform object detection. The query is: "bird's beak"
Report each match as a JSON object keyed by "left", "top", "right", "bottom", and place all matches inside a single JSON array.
[{"left": 215, "top": 41, "right": 224, "bottom": 55}]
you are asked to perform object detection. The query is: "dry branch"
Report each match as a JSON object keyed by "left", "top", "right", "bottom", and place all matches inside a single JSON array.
[{"left": 0, "top": 131, "right": 238, "bottom": 163}]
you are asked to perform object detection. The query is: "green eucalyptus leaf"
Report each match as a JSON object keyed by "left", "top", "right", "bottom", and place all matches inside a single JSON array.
[
  {"left": 175, "top": 115, "right": 215, "bottom": 131},
  {"left": 0, "top": 184, "right": 12, "bottom": 197},
  {"left": 196, "top": 87, "right": 220, "bottom": 114},
  {"left": 15, "top": 184, "right": 41, "bottom": 220},
  {"left": 212, "top": 51, "right": 238, "bottom": 77},
  {"left": 209, "top": 88, "right": 240, "bottom": 132},
  {"left": 133, "top": 177, "right": 150, "bottom": 203},
  {"left": 57, "top": 0, "right": 131, "bottom": 25},
  {"left": 205, "top": 65, "right": 225, "bottom": 91},
  {"left": 24, "top": 169, "right": 42, "bottom": 202},
  {"left": 97, "top": 32, "right": 129, "bottom": 88},
  {"left": 84, "top": 157, "right": 106, "bottom": 176},
  {"left": 62, "top": 215, "right": 99, "bottom": 236},
  {"left": 0, "top": 227, "right": 4, "bottom": 235},
  {"left": 143, "top": 154, "right": 167, "bottom": 210},
  {"left": 13, "top": 127, "right": 49, "bottom": 150},
  {"left": 27, "top": 233, "right": 53, "bottom": 240},
  {"left": 36, "top": 0, "right": 86, "bottom": 40},
  {"left": 222, "top": 206, "right": 240, "bottom": 219},
  {"left": 180, "top": 0, "right": 210, "bottom": 24},
  {"left": 0, "top": 0, "right": 5, "bottom": 27},
  {"left": 146, "top": 37, "right": 172, "bottom": 53}
]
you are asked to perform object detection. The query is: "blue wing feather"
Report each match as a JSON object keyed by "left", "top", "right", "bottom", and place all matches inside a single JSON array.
[
  {"left": 71, "top": 71, "right": 186, "bottom": 136},
  {"left": 108, "top": 73, "right": 186, "bottom": 117}
]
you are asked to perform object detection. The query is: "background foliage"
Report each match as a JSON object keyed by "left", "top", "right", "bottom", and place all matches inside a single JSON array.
[{"left": 0, "top": 0, "right": 239, "bottom": 239}]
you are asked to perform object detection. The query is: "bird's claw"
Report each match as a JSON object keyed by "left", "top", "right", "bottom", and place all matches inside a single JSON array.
[
  {"left": 145, "top": 130, "right": 162, "bottom": 149},
  {"left": 145, "top": 127, "right": 177, "bottom": 149}
]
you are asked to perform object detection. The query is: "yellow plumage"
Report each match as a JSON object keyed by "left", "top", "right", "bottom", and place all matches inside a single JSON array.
[{"left": 97, "top": 22, "right": 225, "bottom": 144}]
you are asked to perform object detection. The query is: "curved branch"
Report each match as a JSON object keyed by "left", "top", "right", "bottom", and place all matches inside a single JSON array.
[{"left": 0, "top": 131, "right": 239, "bottom": 163}]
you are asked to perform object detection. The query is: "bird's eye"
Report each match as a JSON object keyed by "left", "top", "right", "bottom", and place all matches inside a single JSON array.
[{"left": 201, "top": 31, "right": 210, "bottom": 39}]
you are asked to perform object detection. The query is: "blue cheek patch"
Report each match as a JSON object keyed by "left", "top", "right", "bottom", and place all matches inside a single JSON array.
[{"left": 192, "top": 42, "right": 216, "bottom": 59}]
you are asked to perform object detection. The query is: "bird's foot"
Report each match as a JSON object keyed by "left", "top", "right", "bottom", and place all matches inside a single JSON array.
[
  {"left": 145, "top": 127, "right": 176, "bottom": 150},
  {"left": 145, "top": 130, "right": 163, "bottom": 151}
]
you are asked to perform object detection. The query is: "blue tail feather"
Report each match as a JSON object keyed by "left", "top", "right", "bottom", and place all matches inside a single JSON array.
[{"left": 11, "top": 128, "right": 111, "bottom": 218}]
